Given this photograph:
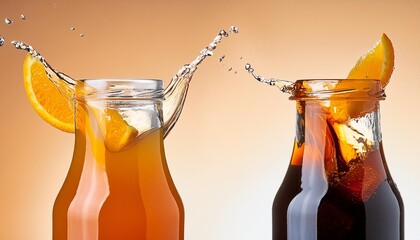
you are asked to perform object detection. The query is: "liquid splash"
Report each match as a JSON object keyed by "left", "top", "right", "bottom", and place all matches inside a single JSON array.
[
  {"left": 0, "top": 36, "right": 4, "bottom": 47},
  {"left": 162, "top": 28, "right": 237, "bottom": 136},
  {"left": 245, "top": 63, "right": 295, "bottom": 94},
  {"left": 20, "top": 15, "right": 27, "bottom": 20},
  {"left": 11, "top": 27, "right": 238, "bottom": 138},
  {"left": 11, "top": 41, "right": 77, "bottom": 107}
]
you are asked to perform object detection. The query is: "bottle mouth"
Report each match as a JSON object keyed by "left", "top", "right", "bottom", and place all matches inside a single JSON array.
[
  {"left": 289, "top": 79, "right": 386, "bottom": 101},
  {"left": 76, "top": 79, "right": 164, "bottom": 100}
]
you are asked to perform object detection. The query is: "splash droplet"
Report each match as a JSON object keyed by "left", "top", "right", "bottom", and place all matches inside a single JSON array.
[
  {"left": 0, "top": 36, "right": 5, "bottom": 46},
  {"left": 80, "top": 34, "right": 84, "bottom": 37},
  {"left": 220, "top": 30, "right": 229, "bottom": 37},
  {"left": 245, "top": 63, "right": 253, "bottom": 72},
  {"left": 245, "top": 62, "right": 295, "bottom": 93},
  {"left": 218, "top": 55, "right": 225, "bottom": 62},
  {"left": 228, "top": 67, "right": 233, "bottom": 71},
  {"left": 229, "top": 26, "right": 239, "bottom": 34},
  {"left": 5, "top": 18, "right": 13, "bottom": 24},
  {"left": 20, "top": 15, "right": 26, "bottom": 20},
  {"left": 70, "top": 27, "right": 76, "bottom": 31}
]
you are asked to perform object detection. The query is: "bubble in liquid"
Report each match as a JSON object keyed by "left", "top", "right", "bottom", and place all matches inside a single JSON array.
[
  {"left": 0, "top": 36, "right": 5, "bottom": 46},
  {"left": 20, "top": 15, "right": 26, "bottom": 20},
  {"left": 5, "top": 18, "right": 13, "bottom": 24}
]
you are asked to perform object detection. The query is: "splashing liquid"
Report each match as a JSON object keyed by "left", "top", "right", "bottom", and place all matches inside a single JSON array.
[
  {"left": 11, "top": 27, "right": 237, "bottom": 138},
  {"left": 162, "top": 28, "right": 235, "bottom": 136},
  {"left": 245, "top": 63, "right": 295, "bottom": 94},
  {"left": 12, "top": 41, "right": 77, "bottom": 106},
  {"left": 0, "top": 36, "right": 5, "bottom": 47}
]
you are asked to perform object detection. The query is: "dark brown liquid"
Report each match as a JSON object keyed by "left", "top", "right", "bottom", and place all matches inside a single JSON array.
[{"left": 272, "top": 145, "right": 404, "bottom": 240}]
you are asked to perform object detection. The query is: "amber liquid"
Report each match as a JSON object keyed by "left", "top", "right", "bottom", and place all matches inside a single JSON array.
[
  {"left": 272, "top": 101, "right": 404, "bottom": 240},
  {"left": 53, "top": 103, "right": 184, "bottom": 240}
]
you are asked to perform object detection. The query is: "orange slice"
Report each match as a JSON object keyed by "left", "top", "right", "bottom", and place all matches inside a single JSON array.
[
  {"left": 93, "top": 108, "right": 139, "bottom": 152},
  {"left": 330, "top": 33, "right": 395, "bottom": 121},
  {"left": 23, "top": 54, "right": 138, "bottom": 152},
  {"left": 347, "top": 33, "right": 394, "bottom": 87},
  {"left": 23, "top": 54, "right": 74, "bottom": 132},
  {"left": 332, "top": 33, "right": 395, "bottom": 162}
]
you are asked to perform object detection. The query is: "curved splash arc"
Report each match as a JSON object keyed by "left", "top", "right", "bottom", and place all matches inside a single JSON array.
[
  {"left": 162, "top": 29, "right": 232, "bottom": 137},
  {"left": 12, "top": 27, "right": 237, "bottom": 139}
]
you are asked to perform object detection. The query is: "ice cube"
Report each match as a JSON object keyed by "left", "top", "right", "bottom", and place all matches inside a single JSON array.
[
  {"left": 337, "top": 151, "right": 385, "bottom": 203},
  {"left": 332, "top": 112, "right": 379, "bottom": 163}
]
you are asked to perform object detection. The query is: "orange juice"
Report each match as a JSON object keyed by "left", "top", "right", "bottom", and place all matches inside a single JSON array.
[{"left": 53, "top": 79, "right": 184, "bottom": 240}]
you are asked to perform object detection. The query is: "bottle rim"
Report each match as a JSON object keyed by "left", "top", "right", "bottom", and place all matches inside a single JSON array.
[
  {"left": 289, "top": 79, "right": 386, "bottom": 101},
  {"left": 76, "top": 78, "right": 164, "bottom": 100}
]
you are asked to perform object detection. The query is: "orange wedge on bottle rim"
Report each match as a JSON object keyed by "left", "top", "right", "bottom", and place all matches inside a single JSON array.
[
  {"left": 347, "top": 33, "right": 394, "bottom": 87},
  {"left": 23, "top": 54, "right": 75, "bottom": 133},
  {"left": 332, "top": 33, "right": 395, "bottom": 162},
  {"left": 23, "top": 54, "right": 138, "bottom": 152}
]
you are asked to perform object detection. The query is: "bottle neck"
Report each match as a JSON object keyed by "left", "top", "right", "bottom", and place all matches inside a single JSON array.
[
  {"left": 292, "top": 98, "right": 384, "bottom": 167},
  {"left": 289, "top": 98, "right": 391, "bottom": 204}
]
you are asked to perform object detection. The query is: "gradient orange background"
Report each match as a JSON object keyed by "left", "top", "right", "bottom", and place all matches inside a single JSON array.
[{"left": 1, "top": 0, "right": 419, "bottom": 239}]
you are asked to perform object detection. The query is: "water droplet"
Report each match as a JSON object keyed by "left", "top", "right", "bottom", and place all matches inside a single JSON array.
[
  {"left": 234, "top": 71, "right": 238, "bottom": 74},
  {"left": 218, "top": 55, "right": 225, "bottom": 62},
  {"left": 0, "top": 36, "right": 5, "bottom": 46},
  {"left": 245, "top": 62, "right": 295, "bottom": 93},
  {"left": 205, "top": 51, "right": 213, "bottom": 57},
  {"left": 245, "top": 63, "right": 252, "bottom": 71},
  {"left": 208, "top": 43, "right": 217, "bottom": 51},
  {"left": 80, "top": 33, "right": 84, "bottom": 37},
  {"left": 5, "top": 18, "right": 13, "bottom": 24},
  {"left": 220, "top": 30, "right": 229, "bottom": 37},
  {"left": 240, "top": 56, "right": 243, "bottom": 60},
  {"left": 20, "top": 15, "right": 26, "bottom": 20},
  {"left": 228, "top": 67, "right": 233, "bottom": 71},
  {"left": 229, "top": 26, "right": 239, "bottom": 34},
  {"left": 70, "top": 27, "right": 76, "bottom": 31}
]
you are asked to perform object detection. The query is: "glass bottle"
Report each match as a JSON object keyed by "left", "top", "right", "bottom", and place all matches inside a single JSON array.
[
  {"left": 53, "top": 79, "right": 184, "bottom": 240},
  {"left": 272, "top": 79, "right": 404, "bottom": 240}
]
